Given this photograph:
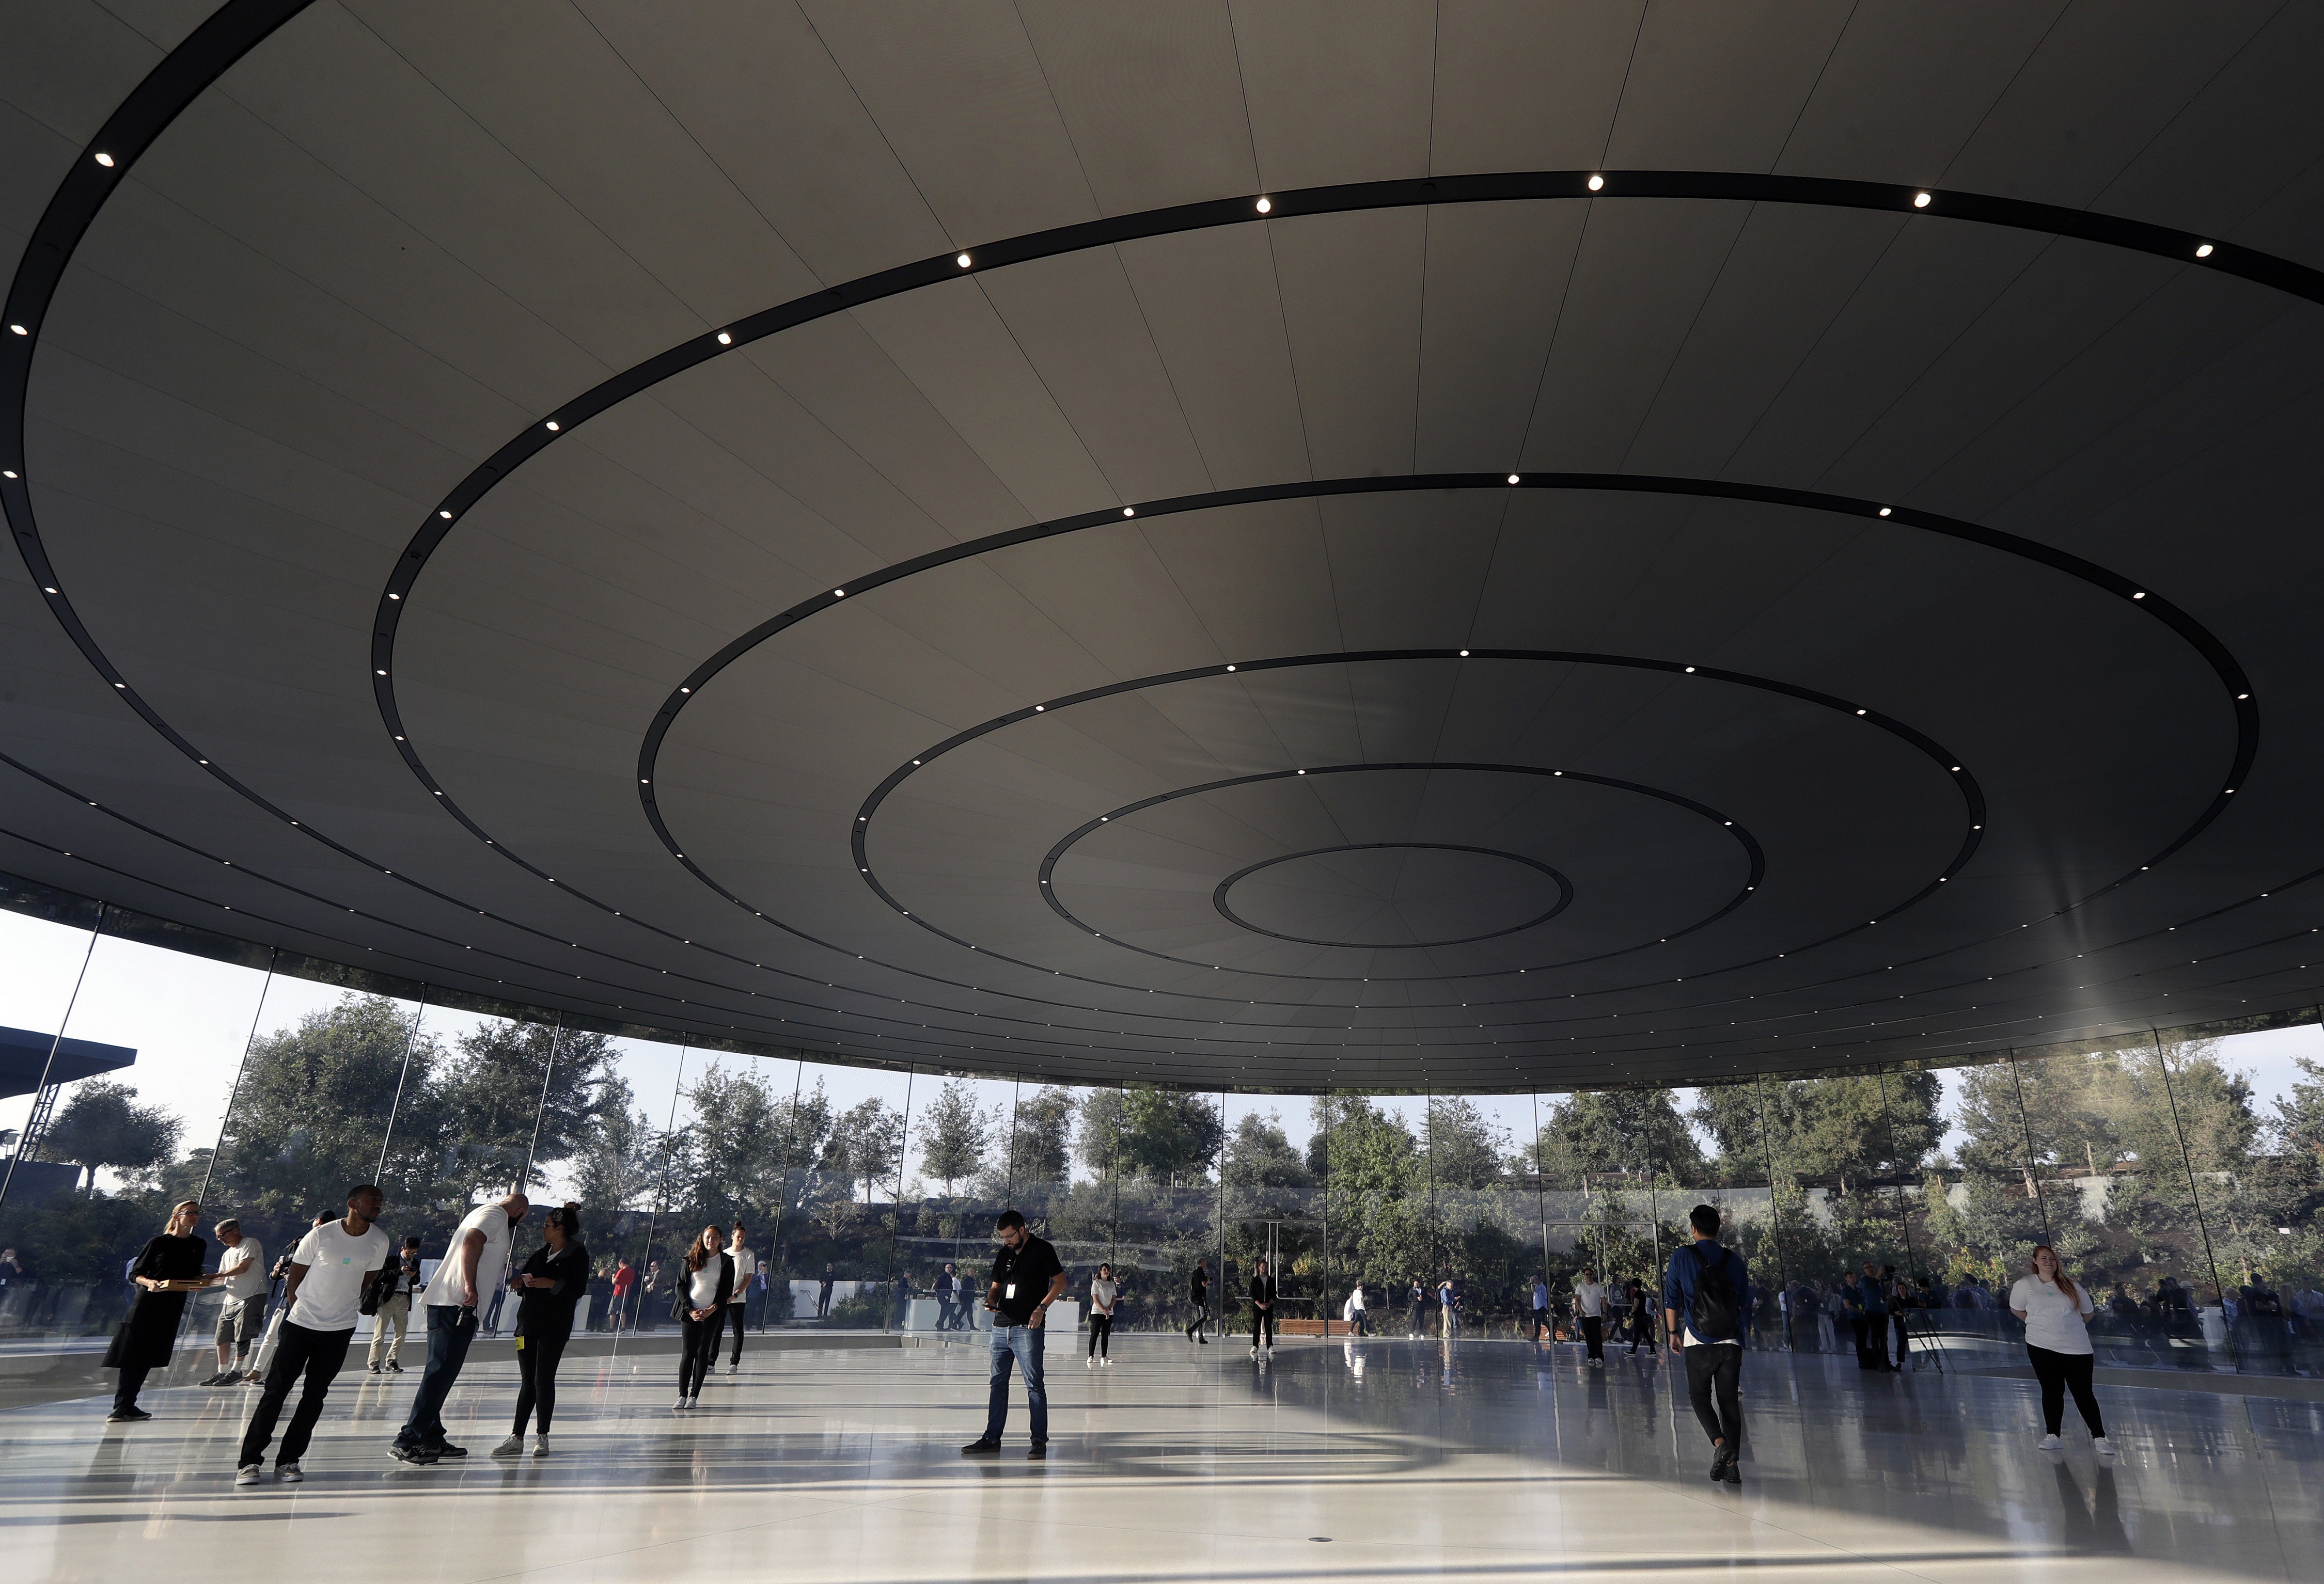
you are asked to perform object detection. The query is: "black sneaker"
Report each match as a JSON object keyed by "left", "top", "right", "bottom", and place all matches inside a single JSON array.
[
  {"left": 1707, "top": 1444, "right": 1731, "bottom": 1482},
  {"left": 1722, "top": 1459, "right": 1741, "bottom": 1484},
  {"left": 429, "top": 1441, "right": 468, "bottom": 1458},
  {"left": 106, "top": 1407, "right": 151, "bottom": 1423},
  {"left": 389, "top": 1444, "right": 439, "bottom": 1466},
  {"left": 1027, "top": 1444, "right": 1047, "bottom": 1460},
  {"left": 386, "top": 1360, "right": 404, "bottom": 1373},
  {"left": 960, "top": 1439, "right": 1001, "bottom": 1455},
  {"left": 368, "top": 1363, "right": 382, "bottom": 1374}
]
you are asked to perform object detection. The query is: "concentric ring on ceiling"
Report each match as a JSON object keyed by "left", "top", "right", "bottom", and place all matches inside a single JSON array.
[{"left": 1208, "top": 844, "right": 1576, "bottom": 951}]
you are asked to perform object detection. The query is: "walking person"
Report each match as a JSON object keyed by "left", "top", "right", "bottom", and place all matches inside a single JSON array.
[
  {"left": 1576, "top": 1267, "right": 1608, "bottom": 1365},
  {"left": 1663, "top": 1204, "right": 1751, "bottom": 1485},
  {"left": 2011, "top": 1245, "right": 2113, "bottom": 1455},
  {"left": 391, "top": 1191, "right": 528, "bottom": 1465},
  {"left": 234, "top": 1185, "right": 392, "bottom": 1484},
  {"left": 610, "top": 1256, "right": 635, "bottom": 1331},
  {"left": 673, "top": 1225, "right": 733, "bottom": 1411},
  {"left": 1627, "top": 1276, "right": 1655, "bottom": 1354},
  {"left": 201, "top": 1218, "right": 267, "bottom": 1387},
  {"left": 1530, "top": 1274, "right": 1551, "bottom": 1343},
  {"left": 1249, "top": 1258, "right": 1277, "bottom": 1357},
  {"left": 105, "top": 1199, "right": 208, "bottom": 1422},
  {"left": 366, "top": 1235, "right": 421, "bottom": 1374},
  {"left": 1840, "top": 1270, "right": 1874, "bottom": 1369},
  {"left": 1185, "top": 1259, "right": 1211, "bottom": 1343},
  {"left": 724, "top": 1223, "right": 756, "bottom": 1374},
  {"left": 495, "top": 1203, "right": 588, "bottom": 1455},
  {"left": 962, "top": 1210, "right": 1065, "bottom": 1459},
  {"left": 1346, "top": 1278, "right": 1368, "bottom": 1338},
  {"left": 936, "top": 1261, "right": 961, "bottom": 1332},
  {"left": 1087, "top": 1262, "right": 1119, "bottom": 1367}
]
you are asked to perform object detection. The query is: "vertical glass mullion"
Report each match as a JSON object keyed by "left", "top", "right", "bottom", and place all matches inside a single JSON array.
[
  {"left": 2148, "top": 1026, "right": 2239, "bottom": 1370},
  {"left": 371, "top": 988, "right": 432, "bottom": 1188}
]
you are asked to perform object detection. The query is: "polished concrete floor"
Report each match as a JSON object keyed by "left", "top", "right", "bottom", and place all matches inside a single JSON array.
[{"left": 3, "top": 1335, "right": 2316, "bottom": 1583}]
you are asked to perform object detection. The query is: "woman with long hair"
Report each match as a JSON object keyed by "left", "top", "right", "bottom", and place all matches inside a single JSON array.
[
  {"left": 495, "top": 1203, "right": 588, "bottom": 1456},
  {"left": 1087, "top": 1262, "right": 1119, "bottom": 1367},
  {"left": 104, "top": 1199, "right": 208, "bottom": 1422},
  {"left": 673, "top": 1224, "right": 732, "bottom": 1411},
  {"left": 2009, "top": 1245, "right": 2111, "bottom": 1455}
]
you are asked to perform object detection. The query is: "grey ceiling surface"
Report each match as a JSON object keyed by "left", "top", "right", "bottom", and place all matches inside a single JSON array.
[{"left": 6, "top": 0, "right": 2324, "bottom": 1090}]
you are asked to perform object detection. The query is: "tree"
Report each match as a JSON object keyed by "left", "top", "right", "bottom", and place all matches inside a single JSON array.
[
  {"left": 1424, "top": 1096, "right": 1508, "bottom": 1189},
  {"left": 1223, "top": 1112, "right": 1313, "bottom": 1190},
  {"left": 210, "top": 994, "right": 442, "bottom": 1219},
  {"left": 1531, "top": 1088, "right": 1705, "bottom": 1185},
  {"left": 2278, "top": 1056, "right": 2324, "bottom": 1162},
  {"left": 683, "top": 1066, "right": 791, "bottom": 1220},
  {"left": 827, "top": 1098, "right": 904, "bottom": 1202},
  {"left": 919, "top": 1080, "right": 991, "bottom": 1193},
  {"left": 44, "top": 1079, "right": 180, "bottom": 1195},
  {"left": 1081, "top": 1088, "right": 1223, "bottom": 1185},
  {"left": 434, "top": 1021, "right": 616, "bottom": 1201},
  {"left": 569, "top": 1075, "right": 658, "bottom": 1219},
  {"left": 1003, "top": 1087, "right": 1074, "bottom": 1187}
]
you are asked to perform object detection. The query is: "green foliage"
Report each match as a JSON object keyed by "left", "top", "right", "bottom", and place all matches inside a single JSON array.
[
  {"left": 43, "top": 1079, "right": 180, "bottom": 1192},
  {"left": 1424, "top": 1096, "right": 1508, "bottom": 1188},
  {"left": 1222, "top": 1112, "right": 1312, "bottom": 1191},
  {"left": 1532, "top": 1088, "right": 1705, "bottom": 1184},
  {"left": 1087, "top": 1088, "right": 1223, "bottom": 1185},
  {"left": 918, "top": 1080, "right": 991, "bottom": 1192},
  {"left": 998, "top": 1087, "right": 1073, "bottom": 1189}
]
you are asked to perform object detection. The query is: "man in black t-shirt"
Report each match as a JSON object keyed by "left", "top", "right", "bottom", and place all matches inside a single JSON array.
[{"left": 962, "top": 1211, "right": 1065, "bottom": 1458}]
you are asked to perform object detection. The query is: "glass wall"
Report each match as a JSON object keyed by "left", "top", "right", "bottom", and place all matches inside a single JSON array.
[{"left": 3, "top": 900, "right": 2317, "bottom": 1381}]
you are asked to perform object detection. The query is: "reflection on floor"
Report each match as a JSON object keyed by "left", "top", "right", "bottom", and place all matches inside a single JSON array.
[{"left": 4, "top": 1335, "right": 2316, "bottom": 1583}]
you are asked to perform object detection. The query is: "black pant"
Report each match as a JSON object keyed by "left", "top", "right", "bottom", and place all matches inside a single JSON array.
[
  {"left": 1531, "top": 1307, "right": 1550, "bottom": 1341},
  {"left": 1582, "top": 1314, "right": 1604, "bottom": 1360},
  {"left": 1891, "top": 1312, "right": 1911, "bottom": 1366},
  {"left": 727, "top": 1303, "right": 748, "bottom": 1365},
  {"left": 1851, "top": 1314, "right": 1876, "bottom": 1367},
  {"left": 679, "top": 1314, "right": 718, "bottom": 1397},
  {"left": 2028, "top": 1345, "right": 2105, "bottom": 1437},
  {"left": 240, "top": 1321, "right": 352, "bottom": 1467},
  {"left": 113, "top": 1364, "right": 152, "bottom": 1413},
  {"left": 1630, "top": 1312, "right": 1652, "bottom": 1352},
  {"left": 1185, "top": 1300, "right": 1207, "bottom": 1339},
  {"left": 512, "top": 1323, "right": 571, "bottom": 1434},
  {"left": 1088, "top": 1312, "right": 1112, "bottom": 1357},
  {"left": 1684, "top": 1343, "right": 1743, "bottom": 1450},
  {"left": 1251, "top": 1305, "right": 1273, "bottom": 1348}
]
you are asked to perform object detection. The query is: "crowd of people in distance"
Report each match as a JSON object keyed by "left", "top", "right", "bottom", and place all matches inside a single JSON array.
[{"left": 86, "top": 1183, "right": 2165, "bottom": 1485}]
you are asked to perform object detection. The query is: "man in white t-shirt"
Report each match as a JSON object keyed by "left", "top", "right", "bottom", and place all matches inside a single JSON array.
[
  {"left": 1576, "top": 1268, "right": 1609, "bottom": 1365},
  {"left": 234, "top": 1185, "right": 390, "bottom": 1485},
  {"left": 392, "top": 1192, "right": 528, "bottom": 1465},
  {"left": 203, "top": 1219, "right": 267, "bottom": 1385},
  {"left": 726, "top": 1223, "right": 758, "bottom": 1374}
]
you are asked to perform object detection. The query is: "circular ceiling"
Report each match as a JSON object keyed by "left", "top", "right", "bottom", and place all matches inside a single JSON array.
[{"left": 6, "top": 2, "right": 2324, "bottom": 1090}]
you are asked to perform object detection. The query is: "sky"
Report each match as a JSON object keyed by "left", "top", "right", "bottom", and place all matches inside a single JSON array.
[{"left": 3, "top": 907, "right": 2317, "bottom": 1192}]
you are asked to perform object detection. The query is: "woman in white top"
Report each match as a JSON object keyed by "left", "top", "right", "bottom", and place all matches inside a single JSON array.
[
  {"left": 2008, "top": 1245, "right": 2111, "bottom": 1455},
  {"left": 1087, "top": 1263, "right": 1119, "bottom": 1366},
  {"left": 673, "top": 1226, "right": 733, "bottom": 1411}
]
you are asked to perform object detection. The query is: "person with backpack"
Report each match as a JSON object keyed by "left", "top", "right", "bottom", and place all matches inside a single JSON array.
[{"left": 1662, "top": 1204, "right": 1751, "bottom": 1485}]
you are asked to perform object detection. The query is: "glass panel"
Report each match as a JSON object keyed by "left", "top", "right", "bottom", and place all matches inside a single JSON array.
[
  {"left": 1321, "top": 1092, "right": 1430, "bottom": 1337},
  {"left": 550, "top": 1033, "right": 689, "bottom": 1336},
  {"left": 900, "top": 1070, "right": 1017, "bottom": 1332},
  {"left": 1530, "top": 1083, "right": 1687, "bottom": 1352},
  {"left": 1222, "top": 1093, "right": 1321, "bottom": 1346},
  {"left": 1105, "top": 1085, "right": 1223, "bottom": 1335},
  {"left": 1905, "top": 1052, "right": 2054, "bottom": 1365}
]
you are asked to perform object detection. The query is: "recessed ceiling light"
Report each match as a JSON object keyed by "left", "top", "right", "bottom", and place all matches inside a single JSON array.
[
  {"left": 387, "top": 591, "right": 400, "bottom": 599},
  {"left": 1458, "top": 649, "right": 1469, "bottom": 657},
  {"left": 833, "top": 588, "right": 845, "bottom": 597},
  {"left": 2132, "top": 591, "right": 2146, "bottom": 599},
  {"left": 95, "top": 152, "right": 114, "bottom": 167},
  {"left": 2195, "top": 242, "right": 2215, "bottom": 258},
  {"left": 1856, "top": 708, "right": 1866, "bottom": 716},
  {"left": 1587, "top": 175, "right": 1604, "bottom": 192},
  {"left": 1296, "top": 768, "right": 1306, "bottom": 774},
  {"left": 1683, "top": 666, "right": 1695, "bottom": 673},
  {"left": 4, "top": 471, "right": 18, "bottom": 479},
  {"left": 544, "top": 420, "right": 559, "bottom": 432},
  {"left": 2238, "top": 692, "right": 2250, "bottom": 700},
  {"left": 1912, "top": 191, "right": 1931, "bottom": 208},
  {"left": 1122, "top": 506, "right": 1134, "bottom": 516},
  {"left": 7, "top": 325, "right": 24, "bottom": 335},
  {"left": 376, "top": 669, "right": 387, "bottom": 676},
  {"left": 641, "top": 778, "right": 649, "bottom": 784},
  {"left": 1225, "top": 664, "right": 1235, "bottom": 671},
  {"left": 955, "top": 252, "right": 972, "bottom": 268},
  {"left": 911, "top": 759, "right": 920, "bottom": 766},
  {"left": 1507, "top": 473, "right": 1520, "bottom": 484},
  {"left": 1255, "top": 196, "right": 1272, "bottom": 213},
  {"left": 716, "top": 330, "right": 732, "bottom": 345},
  {"left": 1035, "top": 704, "right": 1044, "bottom": 711},
  {"left": 1877, "top": 506, "right": 1892, "bottom": 517},
  {"left": 42, "top": 585, "right": 56, "bottom": 594},
  {"left": 438, "top": 509, "right": 453, "bottom": 519},
  {"left": 1951, "top": 765, "right": 1961, "bottom": 772}
]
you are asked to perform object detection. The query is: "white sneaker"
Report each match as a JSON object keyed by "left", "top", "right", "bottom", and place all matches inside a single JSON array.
[
  {"left": 491, "top": 1435, "right": 524, "bottom": 1458},
  {"left": 1085, "top": 1356, "right": 1095, "bottom": 1368},
  {"left": 673, "top": 1397, "right": 692, "bottom": 1412},
  {"left": 1102, "top": 1357, "right": 1113, "bottom": 1368},
  {"left": 2037, "top": 1433, "right": 2063, "bottom": 1451},
  {"left": 235, "top": 1464, "right": 268, "bottom": 1486},
  {"left": 276, "top": 1461, "right": 302, "bottom": 1483},
  {"left": 532, "top": 1434, "right": 550, "bottom": 1458},
  {"left": 2092, "top": 1437, "right": 2115, "bottom": 1457},
  {"left": 687, "top": 1395, "right": 700, "bottom": 1409},
  {"left": 726, "top": 1363, "right": 738, "bottom": 1375},
  {"left": 1249, "top": 1347, "right": 1260, "bottom": 1358}
]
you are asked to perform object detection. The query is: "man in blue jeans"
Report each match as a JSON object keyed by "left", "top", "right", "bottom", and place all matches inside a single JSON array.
[
  {"left": 961, "top": 1210, "right": 1065, "bottom": 1460},
  {"left": 392, "top": 1192, "right": 526, "bottom": 1465}
]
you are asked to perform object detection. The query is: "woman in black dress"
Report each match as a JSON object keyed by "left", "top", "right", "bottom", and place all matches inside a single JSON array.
[
  {"left": 105, "top": 1199, "right": 208, "bottom": 1422},
  {"left": 495, "top": 1202, "right": 589, "bottom": 1457}
]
